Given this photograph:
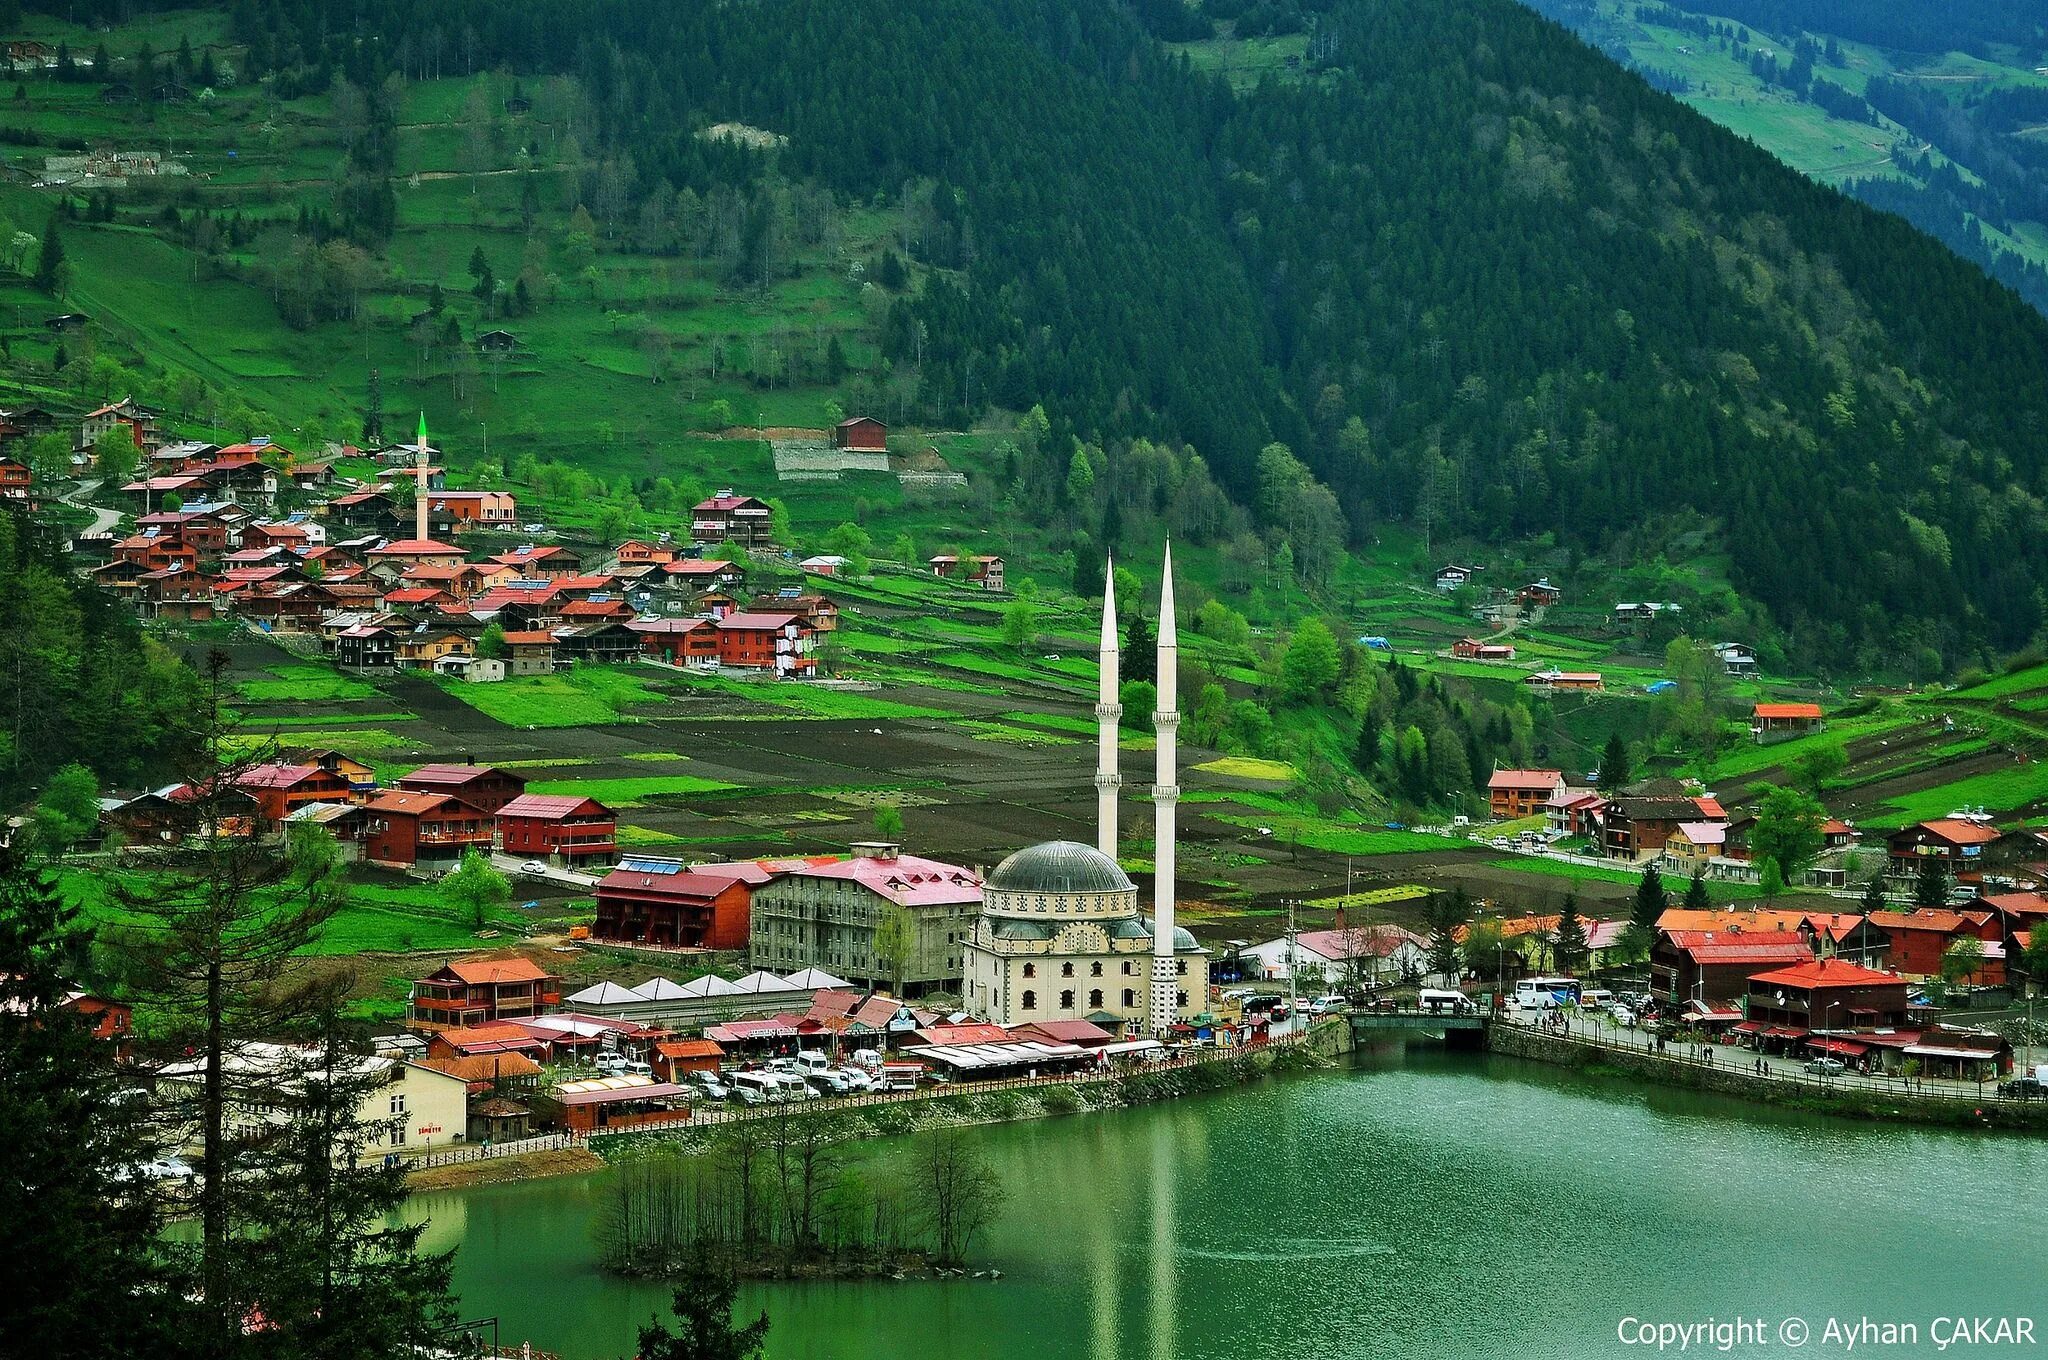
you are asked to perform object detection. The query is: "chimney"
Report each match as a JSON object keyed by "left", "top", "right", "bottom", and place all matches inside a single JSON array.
[
  {"left": 1334, "top": 905, "right": 1348, "bottom": 932},
  {"left": 850, "top": 841, "right": 900, "bottom": 862}
]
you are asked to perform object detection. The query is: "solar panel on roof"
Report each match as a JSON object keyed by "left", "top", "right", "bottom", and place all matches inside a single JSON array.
[{"left": 616, "top": 855, "right": 685, "bottom": 874}]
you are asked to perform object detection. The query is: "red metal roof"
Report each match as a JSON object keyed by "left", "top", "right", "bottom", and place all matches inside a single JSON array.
[
  {"left": 1753, "top": 703, "right": 1823, "bottom": 720},
  {"left": 498, "top": 793, "right": 608, "bottom": 820},
  {"left": 1487, "top": 769, "right": 1561, "bottom": 790},
  {"left": 443, "top": 957, "right": 550, "bottom": 985},
  {"left": 1748, "top": 959, "right": 1903, "bottom": 990}
]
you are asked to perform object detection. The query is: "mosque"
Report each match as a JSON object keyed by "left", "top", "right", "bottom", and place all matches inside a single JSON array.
[{"left": 962, "top": 548, "right": 1210, "bottom": 1033}]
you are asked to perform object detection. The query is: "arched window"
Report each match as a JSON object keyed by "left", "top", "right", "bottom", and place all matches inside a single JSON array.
[
  {"left": 1176, "top": 960, "right": 1187, "bottom": 976},
  {"left": 1060, "top": 989, "right": 1075, "bottom": 1009},
  {"left": 1022, "top": 962, "right": 1036, "bottom": 978},
  {"left": 1090, "top": 961, "right": 1103, "bottom": 977},
  {"left": 1176, "top": 990, "right": 1188, "bottom": 1008},
  {"left": 1089, "top": 989, "right": 1103, "bottom": 1009},
  {"left": 1061, "top": 961, "right": 1075, "bottom": 978},
  {"left": 1022, "top": 990, "right": 1036, "bottom": 1010},
  {"left": 1122, "top": 961, "right": 1134, "bottom": 975}
]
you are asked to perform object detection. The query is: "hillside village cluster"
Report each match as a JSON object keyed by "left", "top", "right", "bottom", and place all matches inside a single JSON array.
[{"left": 12, "top": 393, "right": 2046, "bottom": 1162}]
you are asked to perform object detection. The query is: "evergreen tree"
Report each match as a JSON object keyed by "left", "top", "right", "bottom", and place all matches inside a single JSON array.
[
  {"left": 1860, "top": 866, "right": 1889, "bottom": 915},
  {"left": 34, "top": 215, "right": 64, "bottom": 293},
  {"left": 1552, "top": 891, "right": 1588, "bottom": 973},
  {"left": 0, "top": 847, "right": 176, "bottom": 1359},
  {"left": 1684, "top": 867, "right": 1710, "bottom": 911},
  {"left": 1354, "top": 707, "right": 1383, "bottom": 774},
  {"left": 1630, "top": 864, "right": 1667, "bottom": 932},
  {"left": 1913, "top": 854, "right": 1949, "bottom": 909},
  {"left": 1598, "top": 732, "right": 1631, "bottom": 794},
  {"left": 1422, "top": 884, "right": 1471, "bottom": 984},
  {"left": 637, "top": 1247, "right": 770, "bottom": 1360},
  {"left": 1124, "top": 611, "right": 1156, "bottom": 684}
]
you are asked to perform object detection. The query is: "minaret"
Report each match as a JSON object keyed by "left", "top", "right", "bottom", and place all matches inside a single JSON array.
[
  {"left": 1150, "top": 544, "right": 1180, "bottom": 1037},
  {"left": 1095, "top": 560, "right": 1121, "bottom": 860},
  {"left": 412, "top": 412, "right": 431, "bottom": 542}
]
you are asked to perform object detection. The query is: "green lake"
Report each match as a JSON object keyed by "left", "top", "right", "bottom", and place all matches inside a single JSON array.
[{"left": 410, "top": 1047, "right": 2048, "bottom": 1359}]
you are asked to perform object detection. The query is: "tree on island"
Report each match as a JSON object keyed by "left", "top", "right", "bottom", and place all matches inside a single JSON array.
[
  {"left": 636, "top": 1246, "right": 770, "bottom": 1360},
  {"left": 912, "top": 1127, "right": 1005, "bottom": 1266},
  {"left": 440, "top": 845, "right": 511, "bottom": 929}
]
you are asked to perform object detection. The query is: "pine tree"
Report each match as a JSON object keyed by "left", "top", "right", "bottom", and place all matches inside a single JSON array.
[
  {"left": 1860, "top": 866, "right": 1889, "bottom": 915},
  {"left": 1684, "top": 868, "right": 1710, "bottom": 910},
  {"left": 637, "top": 1247, "right": 770, "bottom": 1360},
  {"left": 34, "top": 216, "right": 64, "bottom": 293},
  {"left": 1598, "top": 732, "right": 1631, "bottom": 793},
  {"left": 0, "top": 847, "right": 177, "bottom": 1359},
  {"left": 1630, "top": 863, "right": 1667, "bottom": 932},
  {"left": 1422, "top": 884, "right": 1471, "bottom": 984},
  {"left": 1552, "top": 891, "right": 1588, "bottom": 972},
  {"left": 1913, "top": 854, "right": 1949, "bottom": 909},
  {"left": 1124, "top": 611, "right": 1156, "bottom": 684}
]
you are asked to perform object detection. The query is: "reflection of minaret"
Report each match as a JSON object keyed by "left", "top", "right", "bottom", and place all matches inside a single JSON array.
[
  {"left": 1148, "top": 1112, "right": 1180, "bottom": 1360},
  {"left": 1150, "top": 544, "right": 1179, "bottom": 1037},
  {"left": 412, "top": 411, "right": 431, "bottom": 542},
  {"left": 1096, "top": 560, "right": 1121, "bottom": 860}
]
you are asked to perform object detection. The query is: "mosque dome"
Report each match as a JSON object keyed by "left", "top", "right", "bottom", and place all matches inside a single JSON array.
[{"left": 986, "top": 840, "right": 1134, "bottom": 895}]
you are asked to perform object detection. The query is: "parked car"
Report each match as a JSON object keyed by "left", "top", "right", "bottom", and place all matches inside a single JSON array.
[
  {"left": 837, "top": 1066, "right": 876, "bottom": 1092},
  {"left": 691, "top": 1071, "right": 731, "bottom": 1101},
  {"left": 1999, "top": 1076, "right": 2047, "bottom": 1099},
  {"left": 517, "top": 859, "right": 548, "bottom": 875},
  {"left": 1611, "top": 1006, "right": 1635, "bottom": 1027},
  {"left": 1803, "top": 1057, "right": 1846, "bottom": 1076},
  {"left": 1307, "top": 994, "right": 1347, "bottom": 1015}
]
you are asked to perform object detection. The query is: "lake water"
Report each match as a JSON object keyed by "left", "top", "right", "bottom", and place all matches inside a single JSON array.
[{"left": 411, "top": 1045, "right": 2048, "bottom": 1359}]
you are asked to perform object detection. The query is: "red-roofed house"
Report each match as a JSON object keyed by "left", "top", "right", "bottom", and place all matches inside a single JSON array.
[
  {"left": 497, "top": 793, "right": 616, "bottom": 866},
  {"left": 833, "top": 416, "right": 886, "bottom": 452},
  {"left": 594, "top": 858, "right": 754, "bottom": 950},
  {"left": 1452, "top": 637, "right": 1516, "bottom": 661},
  {"left": 1752, "top": 702, "right": 1824, "bottom": 741},
  {"left": 363, "top": 790, "right": 494, "bottom": 869},
  {"left": 1745, "top": 959, "right": 1909, "bottom": 1032},
  {"left": 364, "top": 538, "right": 465, "bottom": 570},
  {"left": 927, "top": 554, "right": 1005, "bottom": 591},
  {"left": 690, "top": 491, "right": 775, "bottom": 549},
  {"left": 1651, "top": 926, "right": 1813, "bottom": 1003},
  {"left": 498, "top": 629, "right": 558, "bottom": 676},
  {"left": 630, "top": 617, "right": 719, "bottom": 667},
  {"left": 1867, "top": 909, "right": 2003, "bottom": 983},
  {"left": 748, "top": 845, "right": 983, "bottom": 996},
  {"left": 490, "top": 545, "right": 584, "bottom": 577},
  {"left": 235, "top": 762, "right": 354, "bottom": 822},
  {"left": 1887, "top": 819, "right": 2002, "bottom": 878},
  {"left": 715, "top": 612, "right": 818, "bottom": 675},
  {"left": 408, "top": 956, "right": 562, "bottom": 1030},
  {"left": 1486, "top": 769, "right": 1564, "bottom": 819},
  {"left": 396, "top": 764, "right": 528, "bottom": 814},
  {"left": 662, "top": 557, "right": 745, "bottom": 591}
]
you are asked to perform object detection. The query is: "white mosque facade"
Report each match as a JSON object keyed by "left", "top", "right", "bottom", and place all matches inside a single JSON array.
[{"left": 963, "top": 551, "right": 1209, "bottom": 1031}]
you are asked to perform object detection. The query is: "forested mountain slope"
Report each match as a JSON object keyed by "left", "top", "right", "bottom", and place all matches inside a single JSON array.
[{"left": 23, "top": 0, "right": 2048, "bottom": 673}]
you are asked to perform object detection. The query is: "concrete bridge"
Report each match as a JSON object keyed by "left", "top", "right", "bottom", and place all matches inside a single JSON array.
[{"left": 1348, "top": 1007, "right": 1489, "bottom": 1047}]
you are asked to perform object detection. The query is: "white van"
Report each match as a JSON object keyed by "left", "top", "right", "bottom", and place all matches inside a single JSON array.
[
  {"left": 1578, "top": 988, "right": 1616, "bottom": 1011},
  {"left": 794, "top": 1051, "right": 831, "bottom": 1075},
  {"left": 1417, "top": 988, "right": 1477, "bottom": 1015},
  {"left": 732, "top": 1071, "right": 795, "bottom": 1104}
]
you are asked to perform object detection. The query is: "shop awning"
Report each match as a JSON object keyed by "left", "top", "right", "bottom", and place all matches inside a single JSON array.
[
  {"left": 1904, "top": 1044, "right": 1997, "bottom": 1061},
  {"left": 1809, "top": 1038, "right": 1868, "bottom": 1057},
  {"left": 1765, "top": 1026, "right": 1808, "bottom": 1039},
  {"left": 1730, "top": 1021, "right": 1762, "bottom": 1035}
]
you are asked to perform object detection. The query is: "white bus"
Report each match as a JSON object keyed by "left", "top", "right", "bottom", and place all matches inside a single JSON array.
[{"left": 1514, "top": 976, "right": 1581, "bottom": 1008}]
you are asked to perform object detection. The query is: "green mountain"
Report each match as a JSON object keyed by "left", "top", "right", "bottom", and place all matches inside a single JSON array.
[{"left": 7, "top": 0, "right": 2048, "bottom": 675}]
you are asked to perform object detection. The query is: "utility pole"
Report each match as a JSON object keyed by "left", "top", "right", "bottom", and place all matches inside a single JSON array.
[{"left": 1285, "top": 897, "right": 1299, "bottom": 1021}]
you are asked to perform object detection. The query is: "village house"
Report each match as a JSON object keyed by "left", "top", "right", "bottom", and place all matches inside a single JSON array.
[
  {"left": 691, "top": 491, "right": 776, "bottom": 549},
  {"left": 324, "top": 489, "right": 405, "bottom": 534},
  {"left": 497, "top": 793, "right": 617, "bottom": 867},
  {"left": 491, "top": 544, "right": 584, "bottom": 577},
  {"left": 407, "top": 957, "right": 562, "bottom": 1031},
  {"left": 1524, "top": 669, "right": 1603, "bottom": 691},
  {"left": 1613, "top": 601, "right": 1681, "bottom": 624},
  {"left": 0, "top": 454, "right": 31, "bottom": 504},
  {"left": 235, "top": 762, "right": 355, "bottom": 822},
  {"left": 1651, "top": 925, "right": 1814, "bottom": 1003},
  {"left": 1237, "top": 923, "right": 1427, "bottom": 987},
  {"left": 365, "top": 538, "right": 466, "bottom": 573},
  {"left": 498, "top": 629, "right": 559, "bottom": 675},
  {"left": 661, "top": 556, "right": 745, "bottom": 593},
  {"left": 1606, "top": 790, "right": 1724, "bottom": 861},
  {"left": 396, "top": 763, "right": 528, "bottom": 814},
  {"left": 630, "top": 617, "right": 720, "bottom": 667},
  {"left": 335, "top": 624, "right": 400, "bottom": 670},
  {"left": 1662, "top": 820, "right": 1728, "bottom": 868},
  {"left": 362, "top": 790, "right": 494, "bottom": 870},
  {"left": 593, "top": 856, "right": 757, "bottom": 950},
  {"left": 136, "top": 567, "right": 218, "bottom": 622},
  {"left": 799, "top": 554, "right": 848, "bottom": 576},
  {"left": 1751, "top": 702, "right": 1824, "bottom": 742},
  {"left": 1434, "top": 564, "right": 1477, "bottom": 591},
  {"left": 1744, "top": 958, "right": 1910, "bottom": 1035},
  {"left": 426, "top": 489, "right": 518, "bottom": 532},
  {"left": 394, "top": 630, "right": 475, "bottom": 669},
  {"left": 1804, "top": 912, "right": 1893, "bottom": 968},
  {"left": 1867, "top": 908, "right": 2004, "bottom": 984},
  {"left": 551, "top": 620, "right": 642, "bottom": 664},
  {"left": 1886, "top": 818, "right": 2002, "bottom": 881},
  {"left": 833, "top": 415, "right": 887, "bottom": 452},
  {"left": 748, "top": 843, "right": 984, "bottom": 996},
  {"left": 749, "top": 590, "right": 840, "bottom": 632},
  {"left": 157, "top": 1042, "right": 470, "bottom": 1157},
  {"left": 715, "top": 611, "right": 819, "bottom": 676},
  {"left": 1515, "top": 579, "right": 1561, "bottom": 608},
  {"left": 614, "top": 539, "right": 680, "bottom": 567},
  {"left": 1543, "top": 787, "right": 1606, "bottom": 838},
  {"left": 927, "top": 554, "right": 1005, "bottom": 591},
  {"left": 1715, "top": 642, "right": 1760, "bottom": 677},
  {"left": 1486, "top": 768, "right": 1564, "bottom": 819},
  {"left": 1452, "top": 637, "right": 1516, "bottom": 661}
]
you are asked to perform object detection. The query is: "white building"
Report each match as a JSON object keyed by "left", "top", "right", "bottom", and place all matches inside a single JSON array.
[
  {"left": 156, "top": 1041, "right": 470, "bottom": 1158},
  {"left": 1238, "top": 925, "right": 1429, "bottom": 988}
]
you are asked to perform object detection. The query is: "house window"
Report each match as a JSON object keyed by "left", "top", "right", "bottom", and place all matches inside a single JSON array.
[
  {"left": 389, "top": 1093, "right": 407, "bottom": 1116},
  {"left": 1022, "top": 990, "right": 1036, "bottom": 1010},
  {"left": 1122, "top": 989, "right": 1135, "bottom": 1008},
  {"left": 1060, "top": 990, "right": 1075, "bottom": 1009},
  {"left": 391, "top": 1121, "right": 406, "bottom": 1146},
  {"left": 1089, "top": 989, "right": 1103, "bottom": 1009},
  {"left": 1090, "top": 961, "right": 1103, "bottom": 977},
  {"left": 1023, "top": 963, "right": 1036, "bottom": 978},
  {"left": 1061, "top": 962, "right": 1074, "bottom": 978}
]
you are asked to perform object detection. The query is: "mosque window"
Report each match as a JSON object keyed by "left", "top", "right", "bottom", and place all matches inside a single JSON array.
[
  {"left": 1060, "top": 990, "right": 1075, "bottom": 1009},
  {"left": 1061, "top": 962, "right": 1075, "bottom": 978},
  {"left": 1090, "top": 961, "right": 1102, "bottom": 977},
  {"left": 1022, "top": 990, "right": 1036, "bottom": 1010},
  {"left": 1023, "top": 963, "right": 1035, "bottom": 978},
  {"left": 1089, "top": 989, "right": 1103, "bottom": 1009},
  {"left": 1176, "top": 961, "right": 1187, "bottom": 976},
  {"left": 1122, "top": 961, "right": 1133, "bottom": 975},
  {"left": 1176, "top": 990, "right": 1188, "bottom": 1007},
  {"left": 1122, "top": 989, "right": 1135, "bottom": 1007}
]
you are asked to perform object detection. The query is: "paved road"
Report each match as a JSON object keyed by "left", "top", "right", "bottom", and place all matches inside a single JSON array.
[
  {"left": 490, "top": 851, "right": 599, "bottom": 892},
  {"left": 58, "top": 478, "right": 122, "bottom": 537}
]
